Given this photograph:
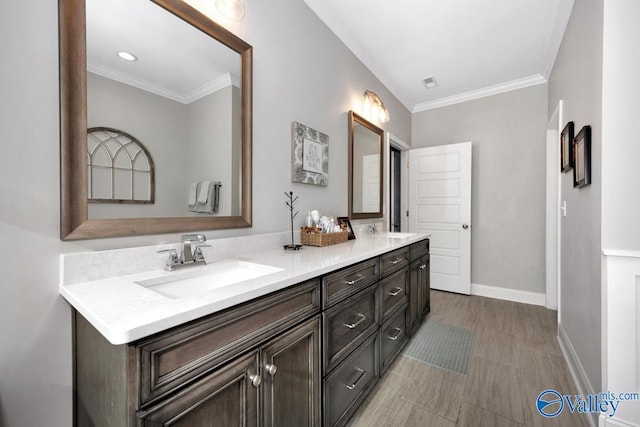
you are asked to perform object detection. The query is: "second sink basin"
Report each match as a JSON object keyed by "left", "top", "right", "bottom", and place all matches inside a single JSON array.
[
  {"left": 382, "top": 232, "right": 417, "bottom": 239},
  {"left": 135, "top": 260, "right": 284, "bottom": 299}
]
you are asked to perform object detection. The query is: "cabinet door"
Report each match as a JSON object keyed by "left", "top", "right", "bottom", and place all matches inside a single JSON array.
[
  {"left": 419, "top": 255, "right": 430, "bottom": 319},
  {"left": 139, "top": 351, "right": 260, "bottom": 427},
  {"left": 261, "top": 316, "right": 321, "bottom": 427},
  {"left": 408, "top": 259, "right": 421, "bottom": 335}
]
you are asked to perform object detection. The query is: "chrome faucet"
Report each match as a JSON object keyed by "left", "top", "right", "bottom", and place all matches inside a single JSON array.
[{"left": 160, "top": 234, "right": 210, "bottom": 271}]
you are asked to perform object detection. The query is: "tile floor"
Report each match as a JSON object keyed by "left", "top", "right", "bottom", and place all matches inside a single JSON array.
[{"left": 348, "top": 291, "right": 593, "bottom": 426}]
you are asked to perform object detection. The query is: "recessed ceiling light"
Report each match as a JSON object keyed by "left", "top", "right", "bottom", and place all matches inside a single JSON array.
[
  {"left": 422, "top": 76, "right": 438, "bottom": 89},
  {"left": 117, "top": 51, "right": 138, "bottom": 62}
]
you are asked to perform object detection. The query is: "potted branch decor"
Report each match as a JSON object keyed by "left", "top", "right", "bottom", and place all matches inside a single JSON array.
[{"left": 283, "top": 191, "right": 302, "bottom": 250}]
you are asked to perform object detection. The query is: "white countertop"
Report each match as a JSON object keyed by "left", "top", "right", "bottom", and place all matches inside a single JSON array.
[{"left": 60, "top": 232, "right": 429, "bottom": 345}]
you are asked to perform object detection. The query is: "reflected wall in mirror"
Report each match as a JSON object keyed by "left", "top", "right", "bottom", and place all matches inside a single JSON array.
[
  {"left": 60, "top": 0, "right": 253, "bottom": 240},
  {"left": 348, "top": 111, "right": 383, "bottom": 219}
]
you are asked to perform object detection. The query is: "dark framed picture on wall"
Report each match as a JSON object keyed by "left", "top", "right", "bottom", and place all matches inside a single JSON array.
[
  {"left": 560, "top": 121, "right": 574, "bottom": 172},
  {"left": 573, "top": 125, "right": 591, "bottom": 188}
]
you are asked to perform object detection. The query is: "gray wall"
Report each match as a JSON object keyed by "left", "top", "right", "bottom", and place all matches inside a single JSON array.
[
  {"left": 411, "top": 84, "right": 548, "bottom": 294},
  {"left": 0, "top": 0, "right": 411, "bottom": 426},
  {"left": 548, "top": 0, "right": 603, "bottom": 393},
  {"left": 88, "top": 72, "right": 186, "bottom": 217},
  {"left": 88, "top": 73, "right": 237, "bottom": 218}
]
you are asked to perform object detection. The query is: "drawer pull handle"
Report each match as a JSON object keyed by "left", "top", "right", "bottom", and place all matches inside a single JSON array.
[
  {"left": 419, "top": 264, "right": 427, "bottom": 270},
  {"left": 388, "top": 327, "right": 403, "bottom": 341},
  {"left": 344, "top": 313, "right": 367, "bottom": 329},
  {"left": 250, "top": 374, "right": 262, "bottom": 388},
  {"left": 388, "top": 287, "right": 403, "bottom": 297},
  {"left": 344, "top": 273, "right": 366, "bottom": 286},
  {"left": 265, "top": 363, "right": 278, "bottom": 376},
  {"left": 390, "top": 258, "right": 404, "bottom": 265},
  {"left": 345, "top": 368, "right": 367, "bottom": 390}
]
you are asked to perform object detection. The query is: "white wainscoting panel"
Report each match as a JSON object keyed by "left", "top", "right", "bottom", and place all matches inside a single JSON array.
[{"left": 601, "top": 251, "right": 640, "bottom": 427}]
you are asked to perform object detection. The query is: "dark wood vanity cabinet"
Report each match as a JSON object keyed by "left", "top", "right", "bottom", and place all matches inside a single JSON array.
[
  {"left": 75, "top": 280, "right": 321, "bottom": 427},
  {"left": 138, "top": 316, "right": 321, "bottom": 426},
  {"left": 408, "top": 241, "right": 430, "bottom": 336},
  {"left": 74, "top": 238, "right": 429, "bottom": 427},
  {"left": 321, "top": 240, "right": 430, "bottom": 427}
]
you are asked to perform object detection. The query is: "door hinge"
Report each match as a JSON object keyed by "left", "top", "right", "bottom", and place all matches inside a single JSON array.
[{"left": 406, "top": 211, "right": 410, "bottom": 217}]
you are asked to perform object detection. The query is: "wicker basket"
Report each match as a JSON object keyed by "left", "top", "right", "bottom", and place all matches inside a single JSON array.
[{"left": 300, "top": 227, "right": 348, "bottom": 247}]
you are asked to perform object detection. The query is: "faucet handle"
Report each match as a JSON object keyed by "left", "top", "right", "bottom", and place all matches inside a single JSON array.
[
  {"left": 157, "top": 248, "right": 178, "bottom": 256},
  {"left": 193, "top": 244, "right": 211, "bottom": 261},
  {"left": 157, "top": 249, "right": 180, "bottom": 268}
]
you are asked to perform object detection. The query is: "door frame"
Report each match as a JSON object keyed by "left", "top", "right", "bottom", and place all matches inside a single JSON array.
[
  {"left": 384, "top": 133, "right": 410, "bottom": 232},
  {"left": 546, "top": 100, "right": 563, "bottom": 314}
]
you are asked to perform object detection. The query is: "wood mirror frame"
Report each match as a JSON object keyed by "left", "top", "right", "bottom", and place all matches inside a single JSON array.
[
  {"left": 59, "top": 0, "right": 253, "bottom": 240},
  {"left": 348, "top": 111, "right": 384, "bottom": 220}
]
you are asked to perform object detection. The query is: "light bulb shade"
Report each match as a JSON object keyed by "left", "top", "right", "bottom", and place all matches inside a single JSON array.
[
  {"left": 361, "top": 90, "right": 389, "bottom": 124},
  {"left": 215, "top": 0, "right": 245, "bottom": 21}
]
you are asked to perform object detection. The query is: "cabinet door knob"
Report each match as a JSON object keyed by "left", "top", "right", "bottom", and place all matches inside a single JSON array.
[
  {"left": 265, "top": 363, "right": 278, "bottom": 376},
  {"left": 419, "top": 264, "right": 427, "bottom": 270},
  {"left": 250, "top": 374, "right": 262, "bottom": 388}
]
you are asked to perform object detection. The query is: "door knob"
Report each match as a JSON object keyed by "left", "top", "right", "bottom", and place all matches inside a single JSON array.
[{"left": 462, "top": 224, "right": 469, "bottom": 230}]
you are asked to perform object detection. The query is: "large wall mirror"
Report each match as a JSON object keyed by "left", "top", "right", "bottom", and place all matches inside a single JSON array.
[
  {"left": 59, "top": 0, "right": 253, "bottom": 240},
  {"left": 348, "top": 111, "right": 383, "bottom": 219}
]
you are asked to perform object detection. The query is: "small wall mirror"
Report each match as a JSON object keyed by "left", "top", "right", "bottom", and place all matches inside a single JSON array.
[
  {"left": 59, "top": 0, "right": 253, "bottom": 240},
  {"left": 348, "top": 111, "right": 383, "bottom": 219}
]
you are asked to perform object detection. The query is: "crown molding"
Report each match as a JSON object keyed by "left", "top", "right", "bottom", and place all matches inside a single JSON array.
[
  {"left": 87, "top": 61, "right": 234, "bottom": 104},
  {"left": 412, "top": 74, "right": 547, "bottom": 113}
]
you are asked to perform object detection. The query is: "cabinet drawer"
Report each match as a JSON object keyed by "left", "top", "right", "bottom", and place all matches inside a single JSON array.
[
  {"left": 136, "top": 279, "right": 320, "bottom": 408},
  {"left": 138, "top": 349, "right": 260, "bottom": 426},
  {"left": 380, "top": 247, "right": 409, "bottom": 278},
  {"left": 322, "top": 258, "right": 379, "bottom": 308},
  {"left": 380, "top": 305, "right": 408, "bottom": 374},
  {"left": 380, "top": 268, "right": 408, "bottom": 321},
  {"left": 323, "top": 285, "right": 378, "bottom": 372},
  {"left": 409, "top": 239, "right": 429, "bottom": 262},
  {"left": 324, "top": 332, "right": 379, "bottom": 427}
]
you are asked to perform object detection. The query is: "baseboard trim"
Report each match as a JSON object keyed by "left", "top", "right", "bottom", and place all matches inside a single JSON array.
[
  {"left": 557, "top": 323, "right": 598, "bottom": 427},
  {"left": 470, "top": 283, "right": 545, "bottom": 306}
]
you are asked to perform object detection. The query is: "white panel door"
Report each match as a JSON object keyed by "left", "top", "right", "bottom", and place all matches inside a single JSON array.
[
  {"left": 409, "top": 142, "right": 471, "bottom": 294},
  {"left": 362, "top": 154, "right": 380, "bottom": 212}
]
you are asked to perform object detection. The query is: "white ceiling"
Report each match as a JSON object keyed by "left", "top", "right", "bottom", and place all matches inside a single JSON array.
[
  {"left": 86, "top": 0, "right": 240, "bottom": 104},
  {"left": 304, "top": 0, "right": 575, "bottom": 112}
]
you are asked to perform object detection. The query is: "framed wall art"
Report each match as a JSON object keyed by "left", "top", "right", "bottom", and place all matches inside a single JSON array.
[
  {"left": 573, "top": 125, "right": 591, "bottom": 188},
  {"left": 560, "top": 121, "right": 574, "bottom": 172},
  {"left": 337, "top": 216, "right": 356, "bottom": 240},
  {"left": 292, "top": 122, "right": 329, "bottom": 186}
]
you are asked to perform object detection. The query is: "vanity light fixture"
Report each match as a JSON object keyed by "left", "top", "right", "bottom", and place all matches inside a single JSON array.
[
  {"left": 361, "top": 90, "right": 390, "bottom": 124},
  {"left": 117, "top": 51, "right": 138, "bottom": 62},
  {"left": 215, "top": 0, "right": 245, "bottom": 21}
]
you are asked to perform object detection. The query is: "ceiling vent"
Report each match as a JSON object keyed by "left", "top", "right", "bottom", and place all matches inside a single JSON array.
[{"left": 422, "top": 76, "right": 438, "bottom": 89}]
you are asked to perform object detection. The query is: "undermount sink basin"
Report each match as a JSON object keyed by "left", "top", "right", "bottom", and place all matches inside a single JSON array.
[
  {"left": 135, "top": 260, "right": 283, "bottom": 299},
  {"left": 382, "top": 232, "right": 416, "bottom": 239}
]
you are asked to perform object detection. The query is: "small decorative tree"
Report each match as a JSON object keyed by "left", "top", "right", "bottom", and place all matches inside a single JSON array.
[{"left": 283, "top": 191, "right": 302, "bottom": 250}]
